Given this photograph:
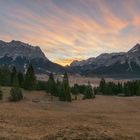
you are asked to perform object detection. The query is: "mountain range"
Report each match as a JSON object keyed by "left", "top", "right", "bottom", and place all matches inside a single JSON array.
[
  {"left": 0, "top": 39, "right": 140, "bottom": 76},
  {"left": 68, "top": 43, "right": 140, "bottom": 77},
  {"left": 0, "top": 40, "right": 64, "bottom": 73}
]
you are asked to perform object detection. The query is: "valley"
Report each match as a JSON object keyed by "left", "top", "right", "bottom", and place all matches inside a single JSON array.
[
  {"left": 1, "top": 0, "right": 140, "bottom": 139},
  {"left": 0, "top": 87, "right": 140, "bottom": 140}
]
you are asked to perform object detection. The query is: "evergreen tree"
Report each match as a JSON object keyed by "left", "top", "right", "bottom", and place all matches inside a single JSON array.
[
  {"left": 65, "top": 86, "right": 72, "bottom": 102},
  {"left": 71, "top": 84, "right": 79, "bottom": 95},
  {"left": 0, "top": 88, "right": 3, "bottom": 100},
  {"left": 47, "top": 73, "right": 56, "bottom": 97},
  {"left": 11, "top": 67, "right": 17, "bottom": 86},
  {"left": 10, "top": 87, "right": 23, "bottom": 102},
  {"left": 64, "top": 72, "right": 72, "bottom": 102},
  {"left": 17, "top": 71, "right": 24, "bottom": 87},
  {"left": 56, "top": 79, "right": 61, "bottom": 97},
  {"left": 63, "top": 72, "right": 69, "bottom": 89},
  {"left": 60, "top": 72, "right": 72, "bottom": 102},
  {"left": 11, "top": 66, "right": 18, "bottom": 86},
  {"left": 0, "top": 67, "right": 11, "bottom": 86},
  {"left": 83, "top": 82, "right": 95, "bottom": 99},
  {"left": 24, "top": 64, "right": 36, "bottom": 90},
  {"left": 58, "top": 83, "right": 66, "bottom": 101},
  {"left": 99, "top": 78, "right": 106, "bottom": 94}
]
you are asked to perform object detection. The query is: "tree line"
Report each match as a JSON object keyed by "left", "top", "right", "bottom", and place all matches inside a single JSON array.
[
  {"left": 0, "top": 65, "right": 36, "bottom": 90},
  {"left": 94, "top": 78, "right": 140, "bottom": 96},
  {"left": 0, "top": 65, "right": 95, "bottom": 102}
]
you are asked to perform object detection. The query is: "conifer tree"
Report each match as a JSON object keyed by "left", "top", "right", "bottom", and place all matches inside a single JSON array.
[
  {"left": 47, "top": 73, "right": 56, "bottom": 97},
  {"left": 58, "top": 83, "right": 66, "bottom": 101},
  {"left": 60, "top": 72, "right": 72, "bottom": 102},
  {"left": 0, "top": 67, "right": 12, "bottom": 86},
  {"left": 11, "top": 66, "right": 18, "bottom": 86},
  {"left": 83, "top": 82, "right": 95, "bottom": 99},
  {"left": 17, "top": 71, "right": 24, "bottom": 87},
  {"left": 99, "top": 78, "right": 106, "bottom": 94},
  {"left": 56, "top": 78, "right": 61, "bottom": 97},
  {"left": 0, "top": 88, "right": 3, "bottom": 100},
  {"left": 24, "top": 64, "right": 36, "bottom": 90},
  {"left": 71, "top": 84, "right": 79, "bottom": 95}
]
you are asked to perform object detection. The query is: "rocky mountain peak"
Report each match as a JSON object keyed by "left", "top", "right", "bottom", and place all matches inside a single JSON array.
[
  {"left": 128, "top": 43, "right": 140, "bottom": 53},
  {"left": 0, "top": 40, "right": 48, "bottom": 60},
  {"left": 0, "top": 39, "right": 64, "bottom": 73}
]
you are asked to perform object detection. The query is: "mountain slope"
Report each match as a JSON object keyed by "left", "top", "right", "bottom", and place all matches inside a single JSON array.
[
  {"left": 69, "top": 44, "right": 140, "bottom": 76},
  {"left": 0, "top": 40, "right": 64, "bottom": 73}
]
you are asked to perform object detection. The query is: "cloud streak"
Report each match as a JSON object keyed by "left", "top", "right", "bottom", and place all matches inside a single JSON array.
[{"left": 0, "top": 0, "right": 140, "bottom": 65}]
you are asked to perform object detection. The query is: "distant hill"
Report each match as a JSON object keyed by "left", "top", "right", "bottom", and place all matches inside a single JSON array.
[
  {"left": 68, "top": 44, "right": 140, "bottom": 77},
  {"left": 0, "top": 40, "right": 64, "bottom": 73}
]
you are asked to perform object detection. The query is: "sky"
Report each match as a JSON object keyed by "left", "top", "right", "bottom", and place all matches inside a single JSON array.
[{"left": 0, "top": 0, "right": 140, "bottom": 66}]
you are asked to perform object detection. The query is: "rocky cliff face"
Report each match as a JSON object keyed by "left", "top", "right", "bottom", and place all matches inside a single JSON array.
[{"left": 0, "top": 40, "right": 64, "bottom": 73}]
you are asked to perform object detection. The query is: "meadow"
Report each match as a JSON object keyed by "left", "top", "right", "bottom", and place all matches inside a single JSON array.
[{"left": 0, "top": 86, "right": 140, "bottom": 140}]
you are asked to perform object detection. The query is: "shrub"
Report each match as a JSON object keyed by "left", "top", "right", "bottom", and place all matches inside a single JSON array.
[
  {"left": 10, "top": 87, "right": 23, "bottom": 102},
  {"left": 0, "top": 89, "right": 3, "bottom": 100}
]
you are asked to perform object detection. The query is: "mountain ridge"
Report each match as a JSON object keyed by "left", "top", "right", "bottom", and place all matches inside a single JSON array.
[
  {"left": 0, "top": 39, "right": 140, "bottom": 76},
  {"left": 0, "top": 40, "right": 64, "bottom": 73},
  {"left": 68, "top": 44, "right": 140, "bottom": 76}
]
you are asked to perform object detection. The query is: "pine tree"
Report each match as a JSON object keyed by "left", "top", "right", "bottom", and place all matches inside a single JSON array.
[
  {"left": 11, "top": 66, "right": 18, "bottom": 86},
  {"left": 56, "top": 79, "right": 61, "bottom": 97},
  {"left": 60, "top": 72, "right": 72, "bottom": 102},
  {"left": 63, "top": 72, "right": 69, "bottom": 89},
  {"left": 99, "top": 78, "right": 106, "bottom": 94},
  {"left": 58, "top": 83, "right": 66, "bottom": 101},
  {"left": 0, "top": 67, "right": 12, "bottom": 86},
  {"left": 65, "top": 86, "right": 72, "bottom": 102},
  {"left": 47, "top": 73, "right": 56, "bottom": 97},
  {"left": 24, "top": 64, "right": 36, "bottom": 90},
  {"left": 83, "top": 82, "right": 94, "bottom": 99},
  {"left": 71, "top": 84, "right": 79, "bottom": 95},
  {"left": 17, "top": 71, "right": 24, "bottom": 87},
  {"left": 0, "top": 88, "right": 3, "bottom": 100},
  {"left": 10, "top": 87, "right": 23, "bottom": 102}
]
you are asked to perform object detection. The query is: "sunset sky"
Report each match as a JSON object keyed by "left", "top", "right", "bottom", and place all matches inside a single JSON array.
[{"left": 0, "top": 0, "right": 140, "bottom": 66}]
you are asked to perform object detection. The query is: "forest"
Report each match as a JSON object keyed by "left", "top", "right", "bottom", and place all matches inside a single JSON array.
[{"left": 0, "top": 65, "right": 95, "bottom": 102}]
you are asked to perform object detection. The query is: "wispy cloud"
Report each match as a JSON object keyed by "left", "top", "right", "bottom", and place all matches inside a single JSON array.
[{"left": 0, "top": 0, "right": 140, "bottom": 66}]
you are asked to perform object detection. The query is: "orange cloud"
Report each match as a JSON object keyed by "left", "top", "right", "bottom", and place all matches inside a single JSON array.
[
  {"left": 55, "top": 58, "right": 83, "bottom": 66},
  {"left": 1, "top": 0, "right": 140, "bottom": 65},
  {"left": 133, "top": 16, "right": 140, "bottom": 26}
]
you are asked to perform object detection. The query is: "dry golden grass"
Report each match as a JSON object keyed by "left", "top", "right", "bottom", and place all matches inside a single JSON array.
[{"left": 0, "top": 87, "right": 140, "bottom": 139}]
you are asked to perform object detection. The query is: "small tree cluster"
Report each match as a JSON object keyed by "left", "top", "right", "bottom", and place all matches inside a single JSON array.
[
  {"left": 71, "top": 82, "right": 95, "bottom": 100},
  {"left": 95, "top": 78, "right": 140, "bottom": 96},
  {"left": 46, "top": 72, "right": 72, "bottom": 102},
  {"left": 0, "top": 65, "right": 37, "bottom": 91},
  {"left": 83, "top": 82, "right": 95, "bottom": 99},
  {"left": 10, "top": 87, "right": 23, "bottom": 102},
  {"left": 0, "top": 67, "right": 11, "bottom": 86}
]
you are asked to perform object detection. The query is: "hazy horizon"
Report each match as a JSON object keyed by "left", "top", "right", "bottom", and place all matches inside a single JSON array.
[{"left": 0, "top": 0, "right": 140, "bottom": 66}]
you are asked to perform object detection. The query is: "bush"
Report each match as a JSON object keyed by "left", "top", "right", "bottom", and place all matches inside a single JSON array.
[
  {"left": 36, "top": 81, "right": 47, "bottom": 90},
  {"left": 0, "top": 89, "right": 3, "bottom": 100},
  {"left": 10, "top": 87, "right": 23, "bottom": 102}
]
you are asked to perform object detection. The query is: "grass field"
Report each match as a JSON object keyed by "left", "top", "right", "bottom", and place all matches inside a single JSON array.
[{"left": 0, "top": 87, "right": 140, "bottom": 140}]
